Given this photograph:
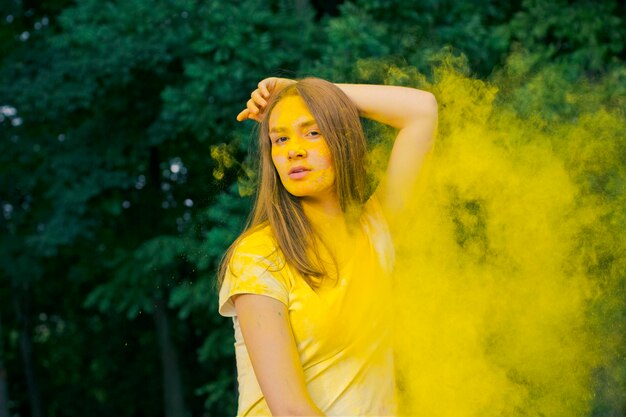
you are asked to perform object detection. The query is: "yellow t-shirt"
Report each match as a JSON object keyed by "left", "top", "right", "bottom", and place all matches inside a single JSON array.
[{"left": 219, "top": 196, "right": 396, "bottom": 416}]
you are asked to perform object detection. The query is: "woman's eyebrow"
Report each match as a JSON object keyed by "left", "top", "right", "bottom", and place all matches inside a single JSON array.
[
  {"left": 270, "top": 119, "right": 317, "bottom": 134},
  {"left": 269, "top": 126, "right": 286, "bottom": 134},
  {"left": 299, "top": 119, "right": 317, "bottom": 129}
]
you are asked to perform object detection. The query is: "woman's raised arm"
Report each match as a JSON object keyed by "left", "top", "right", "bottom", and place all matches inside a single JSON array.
[
  {"left": 335, "top": 84, "right": 438, "bottom": 229},
  {"left": 233, "top": 294, "right": 326, "bottom": 417},
  {"left": 236, "top": 78, "right": 438, "bottom": 231}
]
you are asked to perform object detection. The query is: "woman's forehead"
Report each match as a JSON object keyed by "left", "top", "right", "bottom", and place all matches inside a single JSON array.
[{"left": 269, "top": 96, "right": 317, "bottom": 130}]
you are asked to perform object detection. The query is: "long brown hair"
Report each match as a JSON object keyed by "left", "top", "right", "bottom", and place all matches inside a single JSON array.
[{"left": 218, "top": 77, "right": 368, "bottom": 289}]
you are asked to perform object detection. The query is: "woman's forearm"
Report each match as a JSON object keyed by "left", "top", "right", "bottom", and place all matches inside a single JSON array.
[{"left": 335, "top": 83, "right": 437, "bottom": 129}]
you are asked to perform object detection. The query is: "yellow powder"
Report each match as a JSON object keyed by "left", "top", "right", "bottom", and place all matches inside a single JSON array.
[{"left": 374, "top": 55, "right": 625, "bottom": 416}]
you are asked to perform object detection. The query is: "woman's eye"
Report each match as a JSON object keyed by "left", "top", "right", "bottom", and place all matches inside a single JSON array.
[
  {"left": 274, "top": 136, "right": 288, "bottom": 144},
  {"left": 308, "top": 130, "right": 320, "bottom": 137}
]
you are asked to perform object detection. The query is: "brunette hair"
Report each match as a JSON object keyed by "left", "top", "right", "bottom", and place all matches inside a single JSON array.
[{"left": 218, "top": 77, "right": 368, "bottom": 289}]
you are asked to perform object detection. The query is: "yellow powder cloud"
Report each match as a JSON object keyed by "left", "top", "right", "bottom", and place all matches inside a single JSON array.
[{"left": 378, "top": 55, "right": 625, "bottom": 416}]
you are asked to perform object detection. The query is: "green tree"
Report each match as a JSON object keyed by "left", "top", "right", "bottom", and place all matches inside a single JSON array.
[
  {"left": 0, "top": 0, "right": 623, "bottom": 415},
  {"left": 1, "top": 0, "right": 314, "bottom": 415}
]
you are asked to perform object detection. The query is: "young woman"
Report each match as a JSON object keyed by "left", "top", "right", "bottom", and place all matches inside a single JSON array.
[{"left": 218, "top": 77, "right": 437, "bottom": 416}]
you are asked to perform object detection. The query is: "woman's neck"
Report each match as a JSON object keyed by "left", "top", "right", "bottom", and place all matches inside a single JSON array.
[
  {"left": 301, "top": 195, "right": 354, "bottom": 239},
  {"left": 301, "top": 195, "right": 363, "bottom": 271}
]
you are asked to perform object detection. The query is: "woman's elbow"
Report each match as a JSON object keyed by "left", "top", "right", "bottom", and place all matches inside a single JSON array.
[
  {"left": 416, "top": 91, "right": 438, "bottom": 118},
  {"left": 268, "top": 394, "right": 324, "bottom": 417},
  {"left": 273, "top": 406, "right": 325, "bottom": 417},
  {"left": 274, "top": 400, "right": 325, "bottom": 417},
  {"left": 402, "top": 92, "right": 438, "bottom": 140},
  {"left": 401, "top": 91, "right": 437, "bottom": 127}
]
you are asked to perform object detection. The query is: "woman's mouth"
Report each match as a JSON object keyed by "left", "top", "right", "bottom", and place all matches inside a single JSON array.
[{"left": 288, "top": 166, "right": 311, "bottom": 179}]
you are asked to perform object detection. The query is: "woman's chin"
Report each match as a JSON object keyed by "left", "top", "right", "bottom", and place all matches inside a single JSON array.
[{"left": 286, "top": 188, "right": 314, "bottom": 198}]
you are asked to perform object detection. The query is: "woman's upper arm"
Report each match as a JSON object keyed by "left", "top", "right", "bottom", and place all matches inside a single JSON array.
[
  {"left": 375, "top": 92, "right": 438, "bottom": 229},
  {"left": 233, "top": 294, "right": 324, "bottom": 417}
]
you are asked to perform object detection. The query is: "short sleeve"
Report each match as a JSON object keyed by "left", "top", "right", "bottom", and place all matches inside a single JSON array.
[{"left": 218, "top": 230, "right": 289, "bottom": 317}]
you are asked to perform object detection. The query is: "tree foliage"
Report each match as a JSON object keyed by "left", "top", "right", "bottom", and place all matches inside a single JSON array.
[{"left": 0, "top": 0, "right": 623, "bottom": 416}]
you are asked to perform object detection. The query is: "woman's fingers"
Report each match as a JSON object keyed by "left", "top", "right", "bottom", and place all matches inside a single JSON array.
[
  {"left": 236, "top": 108, "right": 249, "bottom": 122},
  {"left": 258, "top": 79, "right": 273, "bottom": 98},
  {"left": 248, "top": 88, "right": 269, "bottom": 113},
  {"left": 236, "top": 89, "right": 268, "bottom": 122},
  {"left": 251, "top": 89, "right": 267, "bottom": 107},
  {"left": 246, "top": 98, "right": 260, "bottom": 114},
  {"left": 236, "top": 108, "right": 263, "bottom": 123},
  {"left": 238, "top": 77, "right": 292, "bottom": 122}
]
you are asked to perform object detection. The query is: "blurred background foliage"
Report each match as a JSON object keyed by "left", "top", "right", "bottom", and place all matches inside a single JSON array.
[{"left": 0, "top": 0, "right": 623, "bottom": 416}]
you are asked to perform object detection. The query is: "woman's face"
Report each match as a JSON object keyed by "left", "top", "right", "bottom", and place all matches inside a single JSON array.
[{"left": 269, "top": 95, "right": 336, "bottom": 200}]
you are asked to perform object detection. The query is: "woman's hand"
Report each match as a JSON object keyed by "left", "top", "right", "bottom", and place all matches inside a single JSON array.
[{"left": 236, "top": 77, "right": 296, "bottom": 122}]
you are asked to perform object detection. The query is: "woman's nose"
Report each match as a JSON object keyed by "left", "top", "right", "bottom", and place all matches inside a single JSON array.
[{"left": 288, "top": 147, "right": 307, "bottom": 160}]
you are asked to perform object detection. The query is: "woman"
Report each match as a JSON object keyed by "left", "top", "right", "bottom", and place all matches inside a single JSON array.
[{"left": 218, "top": 76, "right": 437, "bottom": 416}]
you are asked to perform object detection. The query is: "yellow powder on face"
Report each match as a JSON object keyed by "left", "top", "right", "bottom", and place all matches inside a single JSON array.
[
  {"left": 269, "top": 95, "right": 336, "bottom": 198},
  {"left": 364, "top": 56, "right": 625, "bottom": 417}
]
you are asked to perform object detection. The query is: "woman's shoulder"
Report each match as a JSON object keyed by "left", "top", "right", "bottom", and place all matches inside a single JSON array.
[
  {"left": 219, "top": 224, "right": 289, "bottom": 317},
  {"left": 225, "top": 223, "right": 289, "bottom": 285},
  {"left": 236, "top": 223, "right": 276, "bottom": 252},
  {"left": 232, "top": 223, "right": 284, "bottom": 268}
]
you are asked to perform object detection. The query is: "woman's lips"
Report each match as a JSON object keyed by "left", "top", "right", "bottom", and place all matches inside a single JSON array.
[{"left": 288, "top": 167, "right": 311, "bottom": 179}]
